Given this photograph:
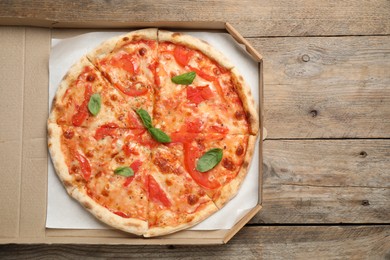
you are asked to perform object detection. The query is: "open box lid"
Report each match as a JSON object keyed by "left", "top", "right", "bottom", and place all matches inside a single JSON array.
[{"left": 0, "top": 21, "right": 264, "bottom": 245}]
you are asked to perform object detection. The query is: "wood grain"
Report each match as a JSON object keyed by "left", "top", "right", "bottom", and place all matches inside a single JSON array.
[
  {"left": 252, "top": 140, "right": 390, "bottom": 224},
  {"left": 249, "top": 36, "right": 390, "bottom": 139},
  {"left": 0, "top": 0, "right": 389, "bottom": 37},
  {"left": 0, "top": 226, "right": 388, "bottom": 259}
]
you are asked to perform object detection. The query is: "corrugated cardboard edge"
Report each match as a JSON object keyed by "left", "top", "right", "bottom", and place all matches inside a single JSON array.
[{"left": 0, "top": 20, "right": 264, "bottom": 245}]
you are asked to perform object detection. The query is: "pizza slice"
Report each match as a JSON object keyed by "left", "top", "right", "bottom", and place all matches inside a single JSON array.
[
  {"left": 48, "top": 123, "right": 154, "bottom": 235},
  {"left": 153, "top": 30, "right": 258, "bottom": 136},
  {"left": 144, "top": 145, "right": 218, "bottom": 237},
  {"left": 86, "top": 28, "right": 158, "bottom": 118},
  {"left": 49, "top": 56, "right": 151, "bottom": 130},
  {"left": 169, "top": 132, "right": 256, "bottom": 208}
]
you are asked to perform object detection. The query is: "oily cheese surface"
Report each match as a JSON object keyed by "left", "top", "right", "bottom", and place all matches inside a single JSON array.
[{"left": 48, "top": 28, "right": 259, "bottom": 237}]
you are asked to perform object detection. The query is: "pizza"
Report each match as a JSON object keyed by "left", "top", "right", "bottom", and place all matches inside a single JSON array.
[{"left": 48, "top": 28, "right": 259, "bottom": 237}]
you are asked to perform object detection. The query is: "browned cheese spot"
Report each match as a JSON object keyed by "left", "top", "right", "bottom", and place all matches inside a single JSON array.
[
  {"left": 139, "top": 47, "right": 147, "bottom": 56},
  {"left": 86, "top": 74, "right": 95, "bottom": 82},
  {"left": 115, "top": 156, "right": 125, "bottom": 163},
  {"left": 63, "top": 129, "right": 74, "bottom": 139},
  {"left": 187, "top": 194, "right": 199, "bottom": 206},
  {"left": 235, "top": 144, "right": 244, "bottom": 156},
  {"left": 222, "top": 158, "right": 236, "bottom": 171},
  {"left": 154, "top": 156, "right": 173, "bottom": 174},
  {"left": 85, "top": 150, "right": 94, "bottom": 158}
]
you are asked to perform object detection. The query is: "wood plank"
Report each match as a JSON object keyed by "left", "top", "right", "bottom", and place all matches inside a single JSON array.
[
  {"left": 249, "top": 36, "right": 390, "bottom": 138},
  {"left": 0, "top": 226, "right": 388, "bottom": 259},
  {"left": 0, "top": 1, "right": 389, "bottom": 37},
  {"left": 251, "top": 140, "right": 390, "bottom": 224}
]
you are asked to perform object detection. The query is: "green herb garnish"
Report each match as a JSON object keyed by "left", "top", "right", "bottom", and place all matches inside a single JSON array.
[
  {"left": 171, "top": 71, "right": 196, "bottom": 85},
  {"left": 196, "top": 148, "right": 223, "bottom": 172}
]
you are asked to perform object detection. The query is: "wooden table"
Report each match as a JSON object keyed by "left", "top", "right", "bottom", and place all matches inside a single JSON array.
[{"left": 1, "top": 1, "right": 389, "bottom": 258}]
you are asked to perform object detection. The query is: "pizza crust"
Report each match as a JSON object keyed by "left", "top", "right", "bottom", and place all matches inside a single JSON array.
[
  {"left": 48, "top": 56, "right": 92, "bottom": 125},
  {"left": 48, "top": 123, "right": 148, "bottom": 236},
  {"left": 231, "top": 67, "right": 260, "bottom": 135},
  {"left": 87, "top": 28, "right": 158, "bottom": 63},
  {"left": 47, "top": 123, "right": 77, "bottom": 192},
  {"left": 71, "top": 186, "right": 148, "bottom": 236},
  {"left": 214, "top": 135, "right": 258, "bottom": 209},
  {"left": 158, "top": 30, "right": 234, "bottom": 70},
  {"left": 144, "top": 200, "right": 218, "bottom": 237}
]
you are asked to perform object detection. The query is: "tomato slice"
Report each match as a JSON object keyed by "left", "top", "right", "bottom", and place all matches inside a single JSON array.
[
  {"left": 188, "top": 66, "right": 216, "bottom": 82},
  {"left": 186, "top": 118, "right": 203, "bottom": 133},
  {"left": 210, "top": 125, "right": 229, "bottom": 134},
  {"left": 123, "top": 143, "right": 139, "bottom": 157},
  {"left": 147, "top": 175, "right": 171, "bottom": 208},
  {"left": 94, "top": 123, "right": 119, "bottom": 140},
  {"left": 183, "top": 142, "right": 221, "bottom": 190},
  {"left": 113, "top": 211, "right": 130, "bottom": 218},
  {"left": 187, "top": 85, "right": 214, "bottom": 105},
  {"left": 110, "top": 53, "right": 138, "bottom": 74},
  {"left": 114, "top": 83, "right": 148, "bottom": 97},
  {"left": 128, "top": 111, "right": 144, "bottom": 129},
  {"left": 174, "top": 45, "right": 193, "bottom": 67},
  {"left": 74, "top": 151, "right": 91, "bottom": 181},
  {"left": 123, "top": 160, "right": 142, "bottom": 187},
  {"left": 170, "top": 132, "right": 199, "bottom": 143},
  {"left": 148, "top": 61, "right": 160, "bottom": 86},
  {"left": 72, "top": 84, "right": 92, "bottom": 126}
]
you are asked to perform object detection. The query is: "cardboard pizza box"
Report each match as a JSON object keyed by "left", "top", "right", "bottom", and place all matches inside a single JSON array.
[{"left": 0, "top": 20, "right": 264, "bottom": 245}]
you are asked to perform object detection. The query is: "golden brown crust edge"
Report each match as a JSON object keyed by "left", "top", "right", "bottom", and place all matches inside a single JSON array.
[
  {"left": 87, "top": 28, "right": 158, "bottom": 63},
  {"left": 158, "top": 30, "right": 234, "bottom": 70},
  {"left": 47, "top": 123, "right": 148, "bottom": 236},
  {"left": 214, "top": 135, "right": 258, "bottom": 209},
  {"left": 231, "top": 67, "right": 260, "bottom": 135},
  {"left": 144, "top": 201, "right": 218, "bottom": 237},
  {"left": 48, "top": 56, "right": 92, "bottom": 125}
]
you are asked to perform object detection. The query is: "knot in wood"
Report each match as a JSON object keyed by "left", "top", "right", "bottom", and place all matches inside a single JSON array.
[
  {"left": 302, "top": 54, "right": 310, "bottom": 62},
  {"left": 310, "top": 110, "right": 318, "bottom": 117},
  {"left": 359, "top": 151, "right": 367, "bottom": 158}
]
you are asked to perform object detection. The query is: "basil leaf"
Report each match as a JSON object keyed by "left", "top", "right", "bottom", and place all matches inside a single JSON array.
[
  {"left": 148, "top": 127, "right": 171, "bottom": 143},
  {"left": 135, "top": 108, "right": 152, "bottom": 129},
  {"left": 114, "top": 166, "right": 134, "bottom": 177},
  {"left": 196, "top": 148, "right": 223, "bottom": 172},
  {"left": 171, "top": 71, "right": 196, "bottom": 85},
  {"left": 88, "top": 93, "right": 101, "bottom": 116}
]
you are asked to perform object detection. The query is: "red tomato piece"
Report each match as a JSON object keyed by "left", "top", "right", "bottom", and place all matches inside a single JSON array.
[
  {"left": 128, "top": 111, "right": 144, "bottom": 129},
  {"left": 185, "top": 118, "right": 203, "bottom": 133},
  {"left": 110, "top": 53, "right": 138, "bottom": 74},
  {"left": 174, "top": 45, "right": 193, "bottom": 67},
  {"left": 113, "top": 211, "right": 130, "bottom": 218},
  {"left": 147, "top": 175, "right": 171, "bottom": 208},
  {"left": 188, "top": 66, "right": 216, "bottom": 81},
  {"left": 74, "top": 151, "right": 91, "bottom": 181},
  {"left": 114, "top": 83, "right": 148, "bottom": 97},
  {"left": 210, "top": 125, "right": 229, "bottom": 134},
  {"left": 123, "top": 160, "right": 142, "bottom": 187},
  {"left": 123, "top": 143, "right": 139, "bottom": 157},
  {"left": 187, "top": 85, "right": 214, "bottom": 105},
  {"left": 148, "top": 61, "right": 160, "bottom": 86},
  {"left": 183, "top": 142, "right": 221, "bottom": 190},
  {"left": 71, "top": 84, "right": 92, "bottom": 126},
  {"left": 131, "top": 160, "right": 142, "bottom": 173},
  {"left": 94, "top": 123, "right": 119, "bottom": 140}
]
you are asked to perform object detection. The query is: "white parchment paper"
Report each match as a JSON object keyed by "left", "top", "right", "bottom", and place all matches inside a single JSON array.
[{"left": 46, "top": 30, "right": 260, "bottom": 230}]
